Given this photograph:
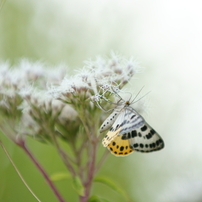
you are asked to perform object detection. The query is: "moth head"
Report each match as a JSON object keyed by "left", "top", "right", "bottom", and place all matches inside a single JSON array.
[{"left": 125, "top": 100, "right": 130, "bottom": 106}]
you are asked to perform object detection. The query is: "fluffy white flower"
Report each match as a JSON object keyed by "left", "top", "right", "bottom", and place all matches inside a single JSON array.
[{"left": 49, "top": 53, "right": 140, "bottom": 104}]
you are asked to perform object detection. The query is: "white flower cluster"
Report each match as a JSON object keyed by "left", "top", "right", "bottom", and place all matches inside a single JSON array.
[
  {"left": 0, "top": 59, "right": 68, "bottom": 90},
  {"left": 49, "top": 52, "right": 140, "bottom": 104},
  {"left": 0, "top": 59, "right": 72, "bottom": 142},
  {"left": 0, "top": 53, "right": 140, "bottom": 143}
]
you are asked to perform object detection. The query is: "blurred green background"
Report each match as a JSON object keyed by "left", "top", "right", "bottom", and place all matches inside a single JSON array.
[{"left": 1, "top": 0, "right": 202, "bottom": 202}]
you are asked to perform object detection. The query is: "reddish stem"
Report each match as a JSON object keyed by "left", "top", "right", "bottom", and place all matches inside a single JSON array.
[
  {"left": 16, "top": 139, "right": 67, "bottom": 202},
  {"left": 80, "top": 140, "right": 97, "bottom": 202}
]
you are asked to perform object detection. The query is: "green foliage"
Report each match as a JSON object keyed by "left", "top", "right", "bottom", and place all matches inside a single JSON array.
[
  {"left": 94, "top": 176, "right": 130, "bottom": 201},
  {"left": 88, "top": 195, "right": 111, "bottom": 202},
  {"left": 72, "top": 176, "right": 85, "bottom": 196},
  {"left": 51, "top": 173, "right": 85, "bottom": 197},
  {"left": 50, "top": 172, "right": 71, "bottom": 181}
]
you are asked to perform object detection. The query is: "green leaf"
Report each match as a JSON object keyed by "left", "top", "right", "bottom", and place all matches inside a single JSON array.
[
  {"left": 100, "top": 199, "right": 111, "bottom": 202},
  {"left": 72, "top": 176, "right": 85, "bottom": 196},
  {"left": 50, "top": 172, "right": 71, "bottom": 181},
  {"left": 94, "top": 176, "right": 129, "bottom": 200},
  {"left": 88, "top": 195, "right": 111, "bottom": 202},
  {"left": 88, "top": 195, "right": 102, "bottom": 202}
]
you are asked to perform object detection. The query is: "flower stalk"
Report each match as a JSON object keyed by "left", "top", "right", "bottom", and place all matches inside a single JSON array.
[{"left": 16, "top": 140, "right": 67, "bottom": 202}]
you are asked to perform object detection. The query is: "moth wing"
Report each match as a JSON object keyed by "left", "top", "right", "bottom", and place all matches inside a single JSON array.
[
  {"left": 107, "top": 135, "right": 134, "bottom": 156},
  {"left": 127, "top": 123, "right": 164, "bottom": 152},
  {"left": 102, "top": 106, "right": 164, "bottom": 153},
  {"left": 99, "top": 110, "right": 120, "bottom": 133},
  {"left": 109, "top": 106, "right": 145, "bottom": 135},
  {"left": 102, "top": 110, "right": 126, "bottom": 147}
]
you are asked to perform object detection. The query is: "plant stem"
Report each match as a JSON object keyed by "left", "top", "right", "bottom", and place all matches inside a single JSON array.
[
  {"left": 80, "top": 139, "right": 97, "bottom": 202},
  {"left": 0, "top": 140, "right": 41, "bottom": 202},
  {"left": 51, "top": 132, "right": 76, "bottom": 176},
  {"left": 16, "top": 139, "right": 67, "bottom": 202},
  {"left": 57, "top": 147, "right": 76, "bottom": 176}
]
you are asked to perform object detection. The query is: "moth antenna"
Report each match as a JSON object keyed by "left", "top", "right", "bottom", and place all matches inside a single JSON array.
[
  {"left": 131, "top": 86, "right": 145, "bottom": 103},
  {"left": 132, "top": 91, "right": 151, "bottom": 104}
]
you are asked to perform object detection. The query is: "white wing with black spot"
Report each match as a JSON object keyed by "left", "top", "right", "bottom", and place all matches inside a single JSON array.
[
  {"left": 109, "top": 106, "right": 145, "bottom": 135},
  {"left": 102, "top": 110, "right": 125, "bottom": 147},
  {"left": 100, "top": 110, "right": 120, "bottom": 133},
  {"left": 122, "top": 122, "right": 164, "bottom": 152},
  {"left": 102, "top": 105, "right": 164, "bottom": 154}
]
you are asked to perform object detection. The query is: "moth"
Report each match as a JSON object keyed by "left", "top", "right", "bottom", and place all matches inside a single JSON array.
[{"left": 100, "top": 98, "right": 164, "bottom": 157}]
